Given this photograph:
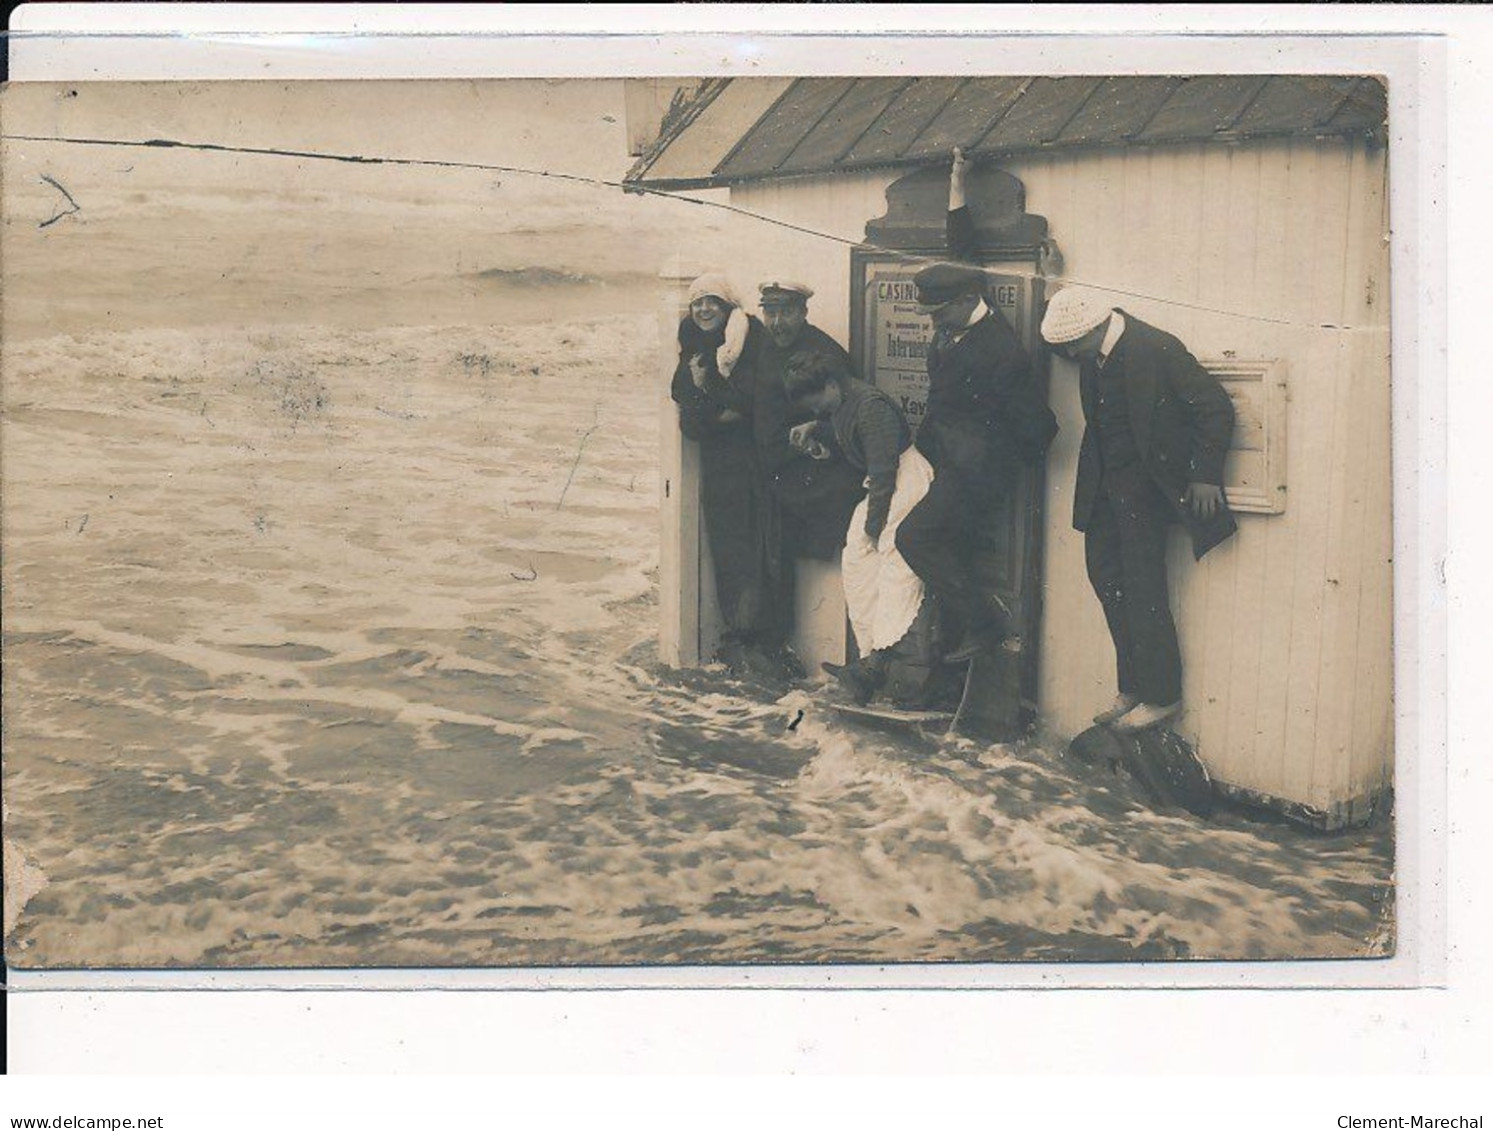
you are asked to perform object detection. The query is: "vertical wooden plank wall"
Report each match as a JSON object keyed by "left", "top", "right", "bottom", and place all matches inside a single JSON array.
[
  {"left": 730, "top": 173, "right": 890, "bottom": 348},
  {"left": 1334, "top": 140, "right": 1395, "bottom": 820},
  {"left": 1007, "top": 139, "right": 1393, "bottom": 819},
  {"left": 657, "top": 265, "right": 706, "bottom": 668}
]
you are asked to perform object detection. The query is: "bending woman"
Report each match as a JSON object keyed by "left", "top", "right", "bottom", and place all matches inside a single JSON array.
[
  {"left": 670, "top": 274, "right": 783, "bottom": 674},
  {"left": 782, "top": 351, "right": 933, "bottom": 705}
]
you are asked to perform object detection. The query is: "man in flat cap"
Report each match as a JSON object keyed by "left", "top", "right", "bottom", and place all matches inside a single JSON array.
[
  {"left": 1040, "top": 286, "right": 1237, "bottom": 732},
  {"left": 893, "top": 260, "right": 1057, "bottom": 666},
  {"left": 753, "top": 280, "right": 868, "bottom": 565}
]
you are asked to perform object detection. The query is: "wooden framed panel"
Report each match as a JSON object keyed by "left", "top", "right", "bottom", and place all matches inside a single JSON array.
[{"left": 1204, "top": 357, "right": 1288, "bottom": 516}]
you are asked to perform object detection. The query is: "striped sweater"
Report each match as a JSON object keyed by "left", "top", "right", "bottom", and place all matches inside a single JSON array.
[{"left": 811, "top": 379, "right": 912, "bottom": 540}]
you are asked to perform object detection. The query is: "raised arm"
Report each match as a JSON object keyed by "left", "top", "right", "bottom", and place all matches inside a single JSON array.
[{"left": 946, "top": 147, "right": 979, "bottom": 263}]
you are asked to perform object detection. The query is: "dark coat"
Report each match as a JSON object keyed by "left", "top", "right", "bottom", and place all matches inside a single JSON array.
[
  {"left": 671, "top": 313, "right": 766, "bottom": 441},
  {"left": 917, "top": 309, "right": 1055, "bottom": 491},
  {"left": 1074, "top": 312, "right": 1238, "bottom": 560},
  {"left": 754, "top": 322, "right": 867, "bottom": 559},
  {"left": 754, "top": 323, "right": 857, "bottom": 479},
  {"left": 927, "top": 205, "right": 1059, "bottom": 483}
]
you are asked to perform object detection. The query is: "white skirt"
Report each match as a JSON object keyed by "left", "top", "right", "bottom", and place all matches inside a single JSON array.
[{"left": 841, "top": 446, "right": 934, "bottom": 653}]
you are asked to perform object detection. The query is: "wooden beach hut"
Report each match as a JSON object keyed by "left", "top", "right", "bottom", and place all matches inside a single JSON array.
[{"left": 627, "top": 76, "right": 1391, "bottom": 829}]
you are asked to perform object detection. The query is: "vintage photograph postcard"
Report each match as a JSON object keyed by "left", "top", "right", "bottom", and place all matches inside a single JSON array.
[{"left": 1, "top": 73, "right": 1397, "bottom": 971}]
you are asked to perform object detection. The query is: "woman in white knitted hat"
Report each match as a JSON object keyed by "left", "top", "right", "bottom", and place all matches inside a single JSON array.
[{"left": 670, "top": 274, "right": 782, "bottom": 676}]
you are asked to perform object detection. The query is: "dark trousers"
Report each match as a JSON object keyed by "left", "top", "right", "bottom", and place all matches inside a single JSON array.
[
  {"left": 894, "top": 471, "right": 1008, "bottom": 635},
  {"left": 1083, "top": 466, "right": 1183, "bottom": 705},
  {"left": 701, "top": 428, "right": 786, "bottom": 649},
  {"left": 775, "top": 455, "right": 867, "bottom": 562}
]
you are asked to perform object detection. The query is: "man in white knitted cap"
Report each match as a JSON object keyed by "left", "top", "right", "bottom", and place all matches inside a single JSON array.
[{"left": 1040, "top": 286, "right": 1237, "bottom": 733}]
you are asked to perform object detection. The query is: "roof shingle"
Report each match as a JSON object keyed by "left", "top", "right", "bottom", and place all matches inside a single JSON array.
[{"left": 626, "top": 74, "right": 1388, "bottom": 189}]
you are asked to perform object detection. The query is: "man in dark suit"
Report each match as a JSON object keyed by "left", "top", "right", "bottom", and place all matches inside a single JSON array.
[
  {"left": 753, "top": 280, "right": 868, "bottom": 563},
  {"left": 893, "top": 262, "right": 1056, "bottom": 663},
  {"left": 1040, "top": 286, "right": 1237, "bottom": 732}
]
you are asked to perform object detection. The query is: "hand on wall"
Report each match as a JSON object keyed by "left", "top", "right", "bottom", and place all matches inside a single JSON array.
[{"left": 1186, "top": 481, "right": 1225, "bottom": 519}]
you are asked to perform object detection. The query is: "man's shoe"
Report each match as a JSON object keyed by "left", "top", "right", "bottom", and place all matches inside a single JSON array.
[
  {"left": 944, "top": 626, "right": 1012, "bottom": 665},
  {"left": 1093, "top": 693, "right": 1140, "bottom": 726},
  {"left": 821, "top": 660, "right": 881, "bottom": 706},
  {"left": 943, "top": 593, "right": 1015, "bottom": 665},
  {"left": 1112, "top": 700, "right": 1183, "bottom": 733}
]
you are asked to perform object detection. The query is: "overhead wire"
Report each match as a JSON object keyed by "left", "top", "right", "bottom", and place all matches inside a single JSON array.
[{"left": 1, "top": 130, "right": 1388, "bottom": 333}]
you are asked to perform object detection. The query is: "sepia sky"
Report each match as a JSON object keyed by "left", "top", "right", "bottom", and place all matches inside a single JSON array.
[
  {"left": 1, "top": 78, "right": 638, "bottom": 178},
  {"left": 0, "top": 79, "right": 724, "bottom": 334}
]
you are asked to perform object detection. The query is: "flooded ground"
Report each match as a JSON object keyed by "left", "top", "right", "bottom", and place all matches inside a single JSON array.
[{"left": 1, "top": 312, "right": 1393, "bottom": 968}]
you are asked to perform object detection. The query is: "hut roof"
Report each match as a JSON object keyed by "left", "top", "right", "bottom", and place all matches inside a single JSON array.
[{"left": 625, "top": 75, "right": 1387, "bottom": 190}]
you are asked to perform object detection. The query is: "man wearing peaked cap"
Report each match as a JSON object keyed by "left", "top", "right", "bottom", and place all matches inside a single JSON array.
[
  {"left": 891, "top": 249, "right": 1059, "bottom": 669},
  {"left": 911, "top": 263, "right": 987, "bottom": 312},
  {"left": 1040, "top": 285, "right": 1237, "bottom": 734},
  {"left": 759, "top": 280, "right": 815, "bottom": 303},
  {"left": 752, "top": 275, "right": 868, "bottom": 565}
]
